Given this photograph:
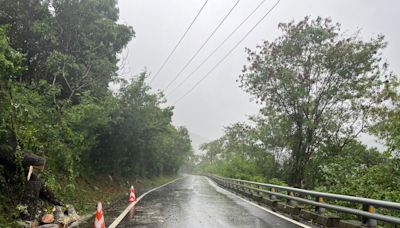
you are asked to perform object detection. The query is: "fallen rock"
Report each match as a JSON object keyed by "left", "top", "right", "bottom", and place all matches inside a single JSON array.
[
  {"left": 53, "top": 206, "right": 64, "bottom": 224},
  {"left": 66, "top": 205, "right": 80, "bottom": 221}
]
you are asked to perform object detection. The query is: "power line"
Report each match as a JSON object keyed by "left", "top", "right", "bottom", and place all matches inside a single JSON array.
[
  {"left": 149, "top": 0, "right": 209, "bottom": 84},
  {"left": 173, "top": 0, "right": 281, "bottom": 105},
  {"left": 166, "top": 0, "right": 269, "bottom": 97},
  {"left": 163, "top": 0, "right": 241, "bottom": 91}
]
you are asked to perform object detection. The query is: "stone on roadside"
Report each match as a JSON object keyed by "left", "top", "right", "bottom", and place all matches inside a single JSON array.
[
  {"left": 66, "top": 205, "right": 80, "bottom": 221},
  {"left": 54, "top": 206, "right": 64, "bottom": 224}
]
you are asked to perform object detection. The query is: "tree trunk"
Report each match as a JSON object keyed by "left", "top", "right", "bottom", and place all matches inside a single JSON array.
[
  {"left": 288, "top": 159, "right": 305, "bottom": 188},
  {"left": 21, "top": 180, "right": 41, "bottom": 221},
  {"left": 0, "top": 152, "right": 46, "bottom": 169},
  {"left": 0, "top": 149, "right": 63, "bottom": 220},
  {"left": 288, "top": 142, "right": 307, "bottom": 187}
]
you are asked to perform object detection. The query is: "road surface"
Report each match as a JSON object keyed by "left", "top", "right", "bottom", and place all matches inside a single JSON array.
[{"left": 118, "top": 175, "right": 308, "bottom": 228}]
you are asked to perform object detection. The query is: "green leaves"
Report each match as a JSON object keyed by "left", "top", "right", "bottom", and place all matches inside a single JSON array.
[
  {"left": 311, "top": 140, "right": 400, "bottom": 208},
  {"left": 0, "top": 1, "right": 191, "bottom": 222},
  {"left": 0, "top": 0, "right": 134, "bottom": 100},
  {"left": 199, "top": 122, "right": 278, "bottom": 182},
  {"left": 0, "top": 26, "right": 25, "bottom": 81},
  {"left": 371, "top": 103, "right": 400, "bottom": 156},
  {"left": 239, "top": 17, "right": 395, "bottom": 186},
  {"left": 85, "top": 73, "right": 192, "bottom": 177}
]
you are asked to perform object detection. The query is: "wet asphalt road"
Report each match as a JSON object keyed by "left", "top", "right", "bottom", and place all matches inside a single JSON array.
[{"left": 117, "top": 175, "right": 306, "bottom": 228}]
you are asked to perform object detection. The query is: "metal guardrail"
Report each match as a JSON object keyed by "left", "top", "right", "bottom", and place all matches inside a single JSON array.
[{"left": 207, "top": 174, "right": 400, "bottom": 226}]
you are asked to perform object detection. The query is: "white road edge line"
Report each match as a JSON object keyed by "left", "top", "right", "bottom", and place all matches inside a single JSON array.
[
  {"left": 206, "top": 177, "right": 312, "bottom": 228},
  {"left": 108, "top": 176, "right": 185, "bottom": 228}
]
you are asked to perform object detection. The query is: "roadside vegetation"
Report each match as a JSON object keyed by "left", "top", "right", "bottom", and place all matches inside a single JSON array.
[
  {"left": 198, "top": 17, "right": 400, "bottom": 204},
  {"left": 0, "top": 0, "right": 192, "bottom": 225}
]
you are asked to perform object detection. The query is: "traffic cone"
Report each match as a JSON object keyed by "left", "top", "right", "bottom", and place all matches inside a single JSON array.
[
  {"left": 129, "top": 185, "right": 136, "bottom": 203},
  {"left": 94, "top": 202, "right": 105, "bottom": 228}
]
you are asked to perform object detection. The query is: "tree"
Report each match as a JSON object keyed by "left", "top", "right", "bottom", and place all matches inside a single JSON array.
[
  {"left": 200, "top": 139, "right": 224, "bottom": 165},
  {"left": 308, "top": 139, "right": 400, "bottom": 205},
  {"left": 239, "top": 17, "right": 397, "bottom": 186},
  {"left": 0, "top": 0, "right": 51, "bottom": 83},
  {"left": 0, "top": 0, "right": 134, "bottom": 101},
  {"left": 0, "top": 1, "right": 193, "bottom": 223},
  {"left": 370, "top": 92, "right": 400, "bottom": 156},
  {"left": 86, "top": 73, "right": 192, "bottom": 177},
  {"left": 199, "top": 122, "right": 278, "bottom": 181},
  {"left": 0, "top": 24, "right": 25, "bottom": 156},
  {"left": 48, "top": 0, "right": 134, "bottom": 100},
  {"left": 306, "top": 139, "right": 387, "bottom": 189}
]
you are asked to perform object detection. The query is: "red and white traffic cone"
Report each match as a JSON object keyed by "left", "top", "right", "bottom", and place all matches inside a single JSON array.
[
  {"left": 94, "top": 202, "right": 105, "bottom": 228},
  {"left": 129, "top": 185, "right": 136, "bottom": 203}
]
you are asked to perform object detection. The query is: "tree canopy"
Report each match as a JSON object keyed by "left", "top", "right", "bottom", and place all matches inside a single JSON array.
[
  {"left": 0, "top": 1, "right": 193, "bottom": 223},
  {"left": 199, "top": 18, "right": 400, "bottom": 208},
  {"left": 238, "top": 17, "right": 397, "bottom": 186}
]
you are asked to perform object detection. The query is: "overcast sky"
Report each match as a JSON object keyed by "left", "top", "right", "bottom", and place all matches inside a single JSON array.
[{"left": 116, "top": 0, "right": 399, "bottom": 144}]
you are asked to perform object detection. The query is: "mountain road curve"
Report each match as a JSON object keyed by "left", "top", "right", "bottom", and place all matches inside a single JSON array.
[{"left": 117, "top": 175, "right": 311, "bottom": 228}]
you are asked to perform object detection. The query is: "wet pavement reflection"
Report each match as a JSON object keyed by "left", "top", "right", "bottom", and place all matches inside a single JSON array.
[{"left": 118, "top": 175, "right": 304, "bottom": 228}]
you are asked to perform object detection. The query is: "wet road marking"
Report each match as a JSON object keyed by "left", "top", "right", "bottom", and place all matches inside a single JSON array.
[
  {"left": 108, "top": 176, "right": 185, "bottom": 228},
  {"left": 206, "top": 177, "right": 312, "bottom": 228}
]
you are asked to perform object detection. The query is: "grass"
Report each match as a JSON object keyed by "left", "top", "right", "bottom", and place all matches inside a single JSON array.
[{"left": 60, "top": 174, "right": 179, "bottom": 215}]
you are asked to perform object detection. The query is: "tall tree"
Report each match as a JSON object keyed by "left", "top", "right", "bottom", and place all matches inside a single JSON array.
[
  {"left": 0, "top": 0, "right": 51, "bottom": 83},
  {"left": 0, "top": 25, "right": 25, "bottom": 155},
  {"left": 239, "top": 17, "right": 397, "bottom": 186},
  {"left": 0, "top": 0, "right": 134, "bottom": 100},
  {"left": 370, "top": 84, "right": 400, "bottom": 156},
  {"left": 49, "top": 0, "right": 134, "bottom": 99}
]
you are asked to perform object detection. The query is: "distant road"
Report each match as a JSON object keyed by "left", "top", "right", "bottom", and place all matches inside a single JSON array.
[{"left": 118, "top": 175, "right": 310, "bottom": 228}]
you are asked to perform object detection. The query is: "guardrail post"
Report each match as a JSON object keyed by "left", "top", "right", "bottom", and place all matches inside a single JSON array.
[
  {"left": 362, "top": 204, "right": 377, "bottom": 227},
  {"left": 258, "top": 185, "right": 264, "bottom": 199},
  {"left": 287, "top": 191, "right": 295, "bottom": 206},
  {"left": 270, "top": 188, "right": 277, "bottom": 200},
  {"left": 254, "top": 184, "right": 261, "bottom": 198},
  {"left": 315, "top": 196, "right": 325, "bottom": 214},
  {"left": 207, "top": 174, "right": 400, "bottom": 225}
]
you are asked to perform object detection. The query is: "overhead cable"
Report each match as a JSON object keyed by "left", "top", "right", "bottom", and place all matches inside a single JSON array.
[
  {"left": 166, "top": 0, "right": 269, "bottom": 97},
  {"left": 173, "top": 0, "right": 282, "bottom": 104},
  {"left": 149, "top": 0, "right": 209, "bottom": 83},
  {"left": 163, "top": 0, "right": 241, "bottom": 91}
]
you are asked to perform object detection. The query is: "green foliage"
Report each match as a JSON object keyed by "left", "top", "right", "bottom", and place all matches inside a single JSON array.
[
  {"left": 3, "top": 74, "right": 191, "bottom": 182},
  {"left": 0, "top": 0, "right": 134, "bottom": 99},
  {"left": 309, "top": 140, "right": 390, "bottom": 193},
  {"left": 371, "top": 97, "right": 400, "bottom": 156},
  {"left": 200, "top": 122, "right": 278, "bottom": 183},
  {"left": 198, "top": 19, "right": 400, "bottom": 222},
  {"left": 0, "top": 1, "right": 191, "bottom": 223},
  {"left": 238, "top": 16, "right": 397, "bottom": 186},
  {"left": 205, "top": 154, "right": 268, "bottom": 182},
  {"left": 0, "top": 26, "right": 25, "bottom": 81},
  {"left": 6, "top": 81, "right": 112, "bottom": 179},
  {"left": 89, "top": 73, "right": 193, "bottom": 177},
  {"left": 0, "top": 25, "right": 25, "bottom": 155},
  {"left": 308, "top": 140, "right": 400, "bottom": 221}
]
